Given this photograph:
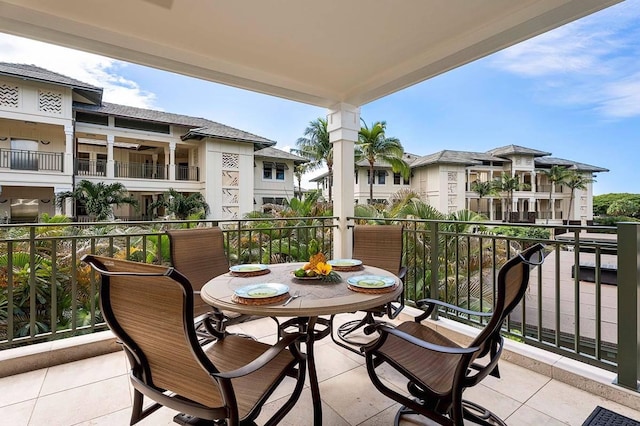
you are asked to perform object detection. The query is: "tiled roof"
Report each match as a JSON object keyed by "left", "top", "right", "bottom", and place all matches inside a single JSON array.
[
  {"left": 409, "top": 150, "right": 506, "bottom": 168},
  {"left": 74, "top": 102, "right": 276, "bottom": 146},
  {"left": 254, "top": 147, "right": 308, "bottom": 163},
  {"left": 0, "top": 62, "right": 102, "bottom": 92},
  {"left": 488, "top": 144, "right": 551, "bottom": 157},
  {"left": 355, "top": 152, "right": 421, "bottom": 167},
  {"left": 0, "top": 62, "right": 103, "bottom": 104},
  {"left": 535, "top": 157, "right": 609, "bottom": 173}
]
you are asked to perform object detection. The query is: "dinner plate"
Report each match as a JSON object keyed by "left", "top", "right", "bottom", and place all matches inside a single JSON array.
[
  {"left": 327, "top": 259, "right": 363, "bottom": 267},
  {"left": 234, "top": 283, "right": 289, "bottom": 299},
  {"left": 230, "top": 264, "right": 268, "bottom": 273},
  {"left": 346, "top": 275, "right": 395, "bottom": 289}
]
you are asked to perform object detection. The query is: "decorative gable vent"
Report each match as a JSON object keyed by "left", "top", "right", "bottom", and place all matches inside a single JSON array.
[
  {"left": 38, "top": 90, "right": 63, "bottom": 114},
  {"left": 222, "top": 153, "right": 239, "bottom": 169},
  {"left": 0, "top": 84, "right": 19, "bottom": 108}
]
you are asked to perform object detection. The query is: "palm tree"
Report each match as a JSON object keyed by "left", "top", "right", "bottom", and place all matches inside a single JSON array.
[
  {"left": 540, "top": 165, "right": 570, "bottom": 221},
  {"left": 470, "top": 181, "right": 496, "bottom": 216},
  {"left": 493, "top": 173, "right": 526, "bottom": 222},
  {"left": 55, "top": 180, "right": 138, "bottom": 221},
  {"left": 294, "top": 118, "right": 333, "bottom": 201},
  {"left": 293, "top": 163, "right": 308, "bottom": 200},
  {"left": 565, "top": 171, "right": 594, "bottom": 221},
  {"left": 357, "top": 120, "right": 409, "bottom": 204},
  {"left": 148, "top": 189, "right": 210, "bottom": 220}
]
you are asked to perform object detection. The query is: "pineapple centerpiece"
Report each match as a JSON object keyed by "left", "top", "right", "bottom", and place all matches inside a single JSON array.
[{"left": 293, "top": 239, "right": 341, "bottom": 282}]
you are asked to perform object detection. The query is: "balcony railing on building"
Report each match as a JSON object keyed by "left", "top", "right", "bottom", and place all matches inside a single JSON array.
[
  {"left": 0, "top": 148, "right": 63, "bottom": 172},
  {"left": 176, "top": 164, "right": 199, "bottom": 181},
  {"left": 1, "top": 218, "right": 639, "bottom": 391},
  {"left": 114, "top": 161, "right": 167, "bottom": 179}
]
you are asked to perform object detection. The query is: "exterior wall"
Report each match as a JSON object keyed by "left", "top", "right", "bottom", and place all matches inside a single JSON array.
[
  {"left": 0, "top": 76, "right": 73, "bottom": 125},
  {"left": 253, "top": 157, "right": 297, "bottom": 211},
  {"left": 354, "top": 167, "right": 410, "bottom": 204},
  {"left": 203, "top": 138, "right": 254, "bottom": 220}
]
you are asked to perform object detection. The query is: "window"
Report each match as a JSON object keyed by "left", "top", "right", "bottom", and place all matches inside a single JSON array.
[
  {"left": 114, "top": 117, "right": 170, "bottom": 134},
  {"left": 355, "top": 171, "right": 358, "bottom": 184},
  {"left": 11, "top": 139, "right": 38, "bottom": 170},
  {"left": 378, "top": 171, "right": 386, "bottom": 185},
  {"left": 276, "top": 163, "right": 285, "bottom": 180},
  {"left": 77, "top": 152, "right": 90, "bottom": 173},
  {"left": 75, "top": 111, "right": 108, "bottom": 126},
  {"left": 394, "top": 172, "right": 401, "bottom": 185},
  {"left": 263, "top": 162, "right": 273, "bottom": 179},
  {"left": 96, "top": 153, "right": 107, "bottom": 175}
]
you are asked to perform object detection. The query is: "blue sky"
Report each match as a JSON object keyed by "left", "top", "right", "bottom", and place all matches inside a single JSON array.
[{"left": 1, "top": 1, "right": 639, "bottom": 194}]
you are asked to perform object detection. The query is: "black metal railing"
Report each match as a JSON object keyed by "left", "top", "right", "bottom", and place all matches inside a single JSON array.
[
  {"left": 176, "top": 165, "right": 199, "bottom": 181},
  {"left": 2, "top": 216, "right": 639, "bottom": 391},
  {"left": 75, "top": 159, "right": 107, "bottom": 177},
  {"left": 114, "top": 161, "right": 167, "bottom": 179},
  {"left": 0, "top": 148, "right": 63, "bottom": 172}
]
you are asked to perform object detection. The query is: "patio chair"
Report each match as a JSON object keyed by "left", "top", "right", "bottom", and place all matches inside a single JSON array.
[
  {"left": 361, "top": 243, "right": 545, "bottom": 426},
  {"left": 167, "top": 227, "right": 252, "bottom": 341},
  {"left": 331, "top": 224, "right": 406, "bottom": 353},
  {"left": 82, "top": 254, "right": 307, "bottom": 426}
]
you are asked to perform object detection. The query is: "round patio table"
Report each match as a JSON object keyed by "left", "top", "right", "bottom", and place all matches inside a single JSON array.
[{"left": 201, "top": 262, "right": 403, "bottom": 426}]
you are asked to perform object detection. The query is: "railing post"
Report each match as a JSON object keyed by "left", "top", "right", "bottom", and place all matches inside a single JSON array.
[
  {"left": 616, "top": 222, "right": 640, "bottom": 391},
  {"left": 430, "top": 222, "right": 439, "bottom": 320}
]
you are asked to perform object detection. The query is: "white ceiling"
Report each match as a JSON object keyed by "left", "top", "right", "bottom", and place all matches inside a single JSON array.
[{"left": 0, "top": 0, "right": 622, "bottom": 107}]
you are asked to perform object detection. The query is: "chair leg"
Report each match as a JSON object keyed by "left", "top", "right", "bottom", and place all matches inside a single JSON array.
[
  {"left": 331, "top": 312, "right": 392, "bottom": 355},
  {"left": 460, "top": 400, "right": 507, "bottom": 426}
]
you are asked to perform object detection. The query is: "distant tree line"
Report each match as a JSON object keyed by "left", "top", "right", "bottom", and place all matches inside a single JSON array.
[{"left": 593, "top": 193, "right": 640, "bottom": 225}]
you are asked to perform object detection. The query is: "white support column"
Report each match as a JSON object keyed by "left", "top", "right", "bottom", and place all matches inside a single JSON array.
[
  {"left": 64, "top": 124, "right": 73, "bottom": 174},
  {"left": 489, "top": 198, "right": 494, "bottom": 221},
  {"left": 106, "top": 135, "right": 115, "bottom": 178},
  {"left": 328, "top": 103, "right": 360, "bottom": 259},
  {"left": 169, "top": 141, "right": 176, "bottom": 181},
  {"left": 152, "top": 153, "right": 158, "bottom": 179},
  {"left": 531, "top": 171, "right": 537, "bottom": 192}
]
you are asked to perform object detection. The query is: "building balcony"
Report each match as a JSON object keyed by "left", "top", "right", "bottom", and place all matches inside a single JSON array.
[
  {"left": 0, "top": 218, "right": 639, "bottom": 424},
  {"left": 0, "top": 148, "right": 64, "bottom": 172},
  {"left": 74, "top": 161, "right": 200, "bottom": 181}
]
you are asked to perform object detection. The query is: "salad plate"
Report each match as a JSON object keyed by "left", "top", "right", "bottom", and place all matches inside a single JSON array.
[
  {"left": 327, "top": 259, "right": 363, "bottom": 267},
  {"left": 230, "top": 264, "right": 268, "bottom": 273},
  {"left": 346, "top": 275, "right": 395, "bottom": 289},
  {"left": 233, "top": 283, "right": 289, "bottom": 299}
]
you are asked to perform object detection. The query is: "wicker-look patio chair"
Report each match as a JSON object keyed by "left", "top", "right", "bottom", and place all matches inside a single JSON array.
[
  {"left": 83, "top": 254, "right": 306, "bottom": 426},
  {"left": 331, "top": 224, "right": 406, "bottom": 352},
  {"left": 362, "top": 243, "right": 545, "bottom": 426},
  {"left": 167, "top": 227, "right": 252, "bottom": 341}
]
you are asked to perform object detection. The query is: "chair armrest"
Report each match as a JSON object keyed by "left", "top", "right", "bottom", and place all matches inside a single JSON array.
[
  {"left": 213, "top": 332, "right": 305, "bottom": 379},
  {"left": 364, "top": 323, "right": 479, "bottom": 355},
  {"left": 398, "top": 266, "right": 407, "bottom": 281},
  {"left": 414, "top": 298, "right": 493, "bottom": 322}
]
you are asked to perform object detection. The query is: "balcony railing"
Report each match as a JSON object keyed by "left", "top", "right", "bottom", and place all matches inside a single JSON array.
[
  {"left": 75, "top": 159, "right": 106, "bottom": 177},
  {"left": 176, "top": 164, "right": 199, "bottom": 181},
  {"left": 0, "top": 148, "right": 63, "bottom": 172},
  {"left": 1, "top": 218, "right": 639, "bottom": 390},
  {"left": 114, "top": 161, "right": 167, "bottom": 179}
]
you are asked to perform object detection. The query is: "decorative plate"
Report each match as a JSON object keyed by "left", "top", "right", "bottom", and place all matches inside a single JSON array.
[
  {"left": 346, "top": 275, "right": 396, "bottom": 289},
  {"left": 327, "top": 259, "right": 363, "bottom": 267},
  {"left": 230, "top": 264, "right": 268, "bottom": 273},
  {"left": 233, "top": 283, "right": 289, "bottom": 299}
]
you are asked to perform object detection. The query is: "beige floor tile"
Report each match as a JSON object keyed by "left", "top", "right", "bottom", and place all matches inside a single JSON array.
[
  {"left": 40, "top": 351, "right": 127, "bottom": 396},
  {"left": 257, "top": 387, "right": 350, "bottom": 426},
  {"left": 463, "top": 383, "right": 522, "bottom": 421},
  {"left": 505, "top": 405, "right": 568, "bottom": 425},
  {"left": 319, "top": 365, "right": 398, "bottom": 425},
  {"left": 30, "top": 376, "right": 131, "bottom": 426},
  {"left": 479, "top": 360, "right": 551, "bottom": 403},
  {"left": 0, "top": 399, "right": 36, "bottom": 426},
  {"left": 0, "top": 368, "right": 46, "bottom": 407},
  {"left": 312, "top": 343, "right": 362, "bottom": 383},
  {"left": 228, "top": 316, "right": 280, "bottom": 339},
  {"left": 526, "top": 379, "right": 611, "bottom": 426}
]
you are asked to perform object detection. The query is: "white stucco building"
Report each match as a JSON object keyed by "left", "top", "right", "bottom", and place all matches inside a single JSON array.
[
  {"left": 0, "top": 63, "right": 306, "bottom": 222},
  {"left": 311, "top": 145, "right": 607, "bottom": 224}
]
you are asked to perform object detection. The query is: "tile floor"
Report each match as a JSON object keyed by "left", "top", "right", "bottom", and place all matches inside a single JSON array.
[{"left": 2, "top": 316, "right": 640, "bottom": 426}]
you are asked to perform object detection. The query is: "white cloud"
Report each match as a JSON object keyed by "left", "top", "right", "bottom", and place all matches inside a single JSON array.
[
  {"left": 491, "top": 0, "right": 640, "bottom": 118},
  {"left": 0, "top": 33, "right": 158, "bottom": 108}
]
